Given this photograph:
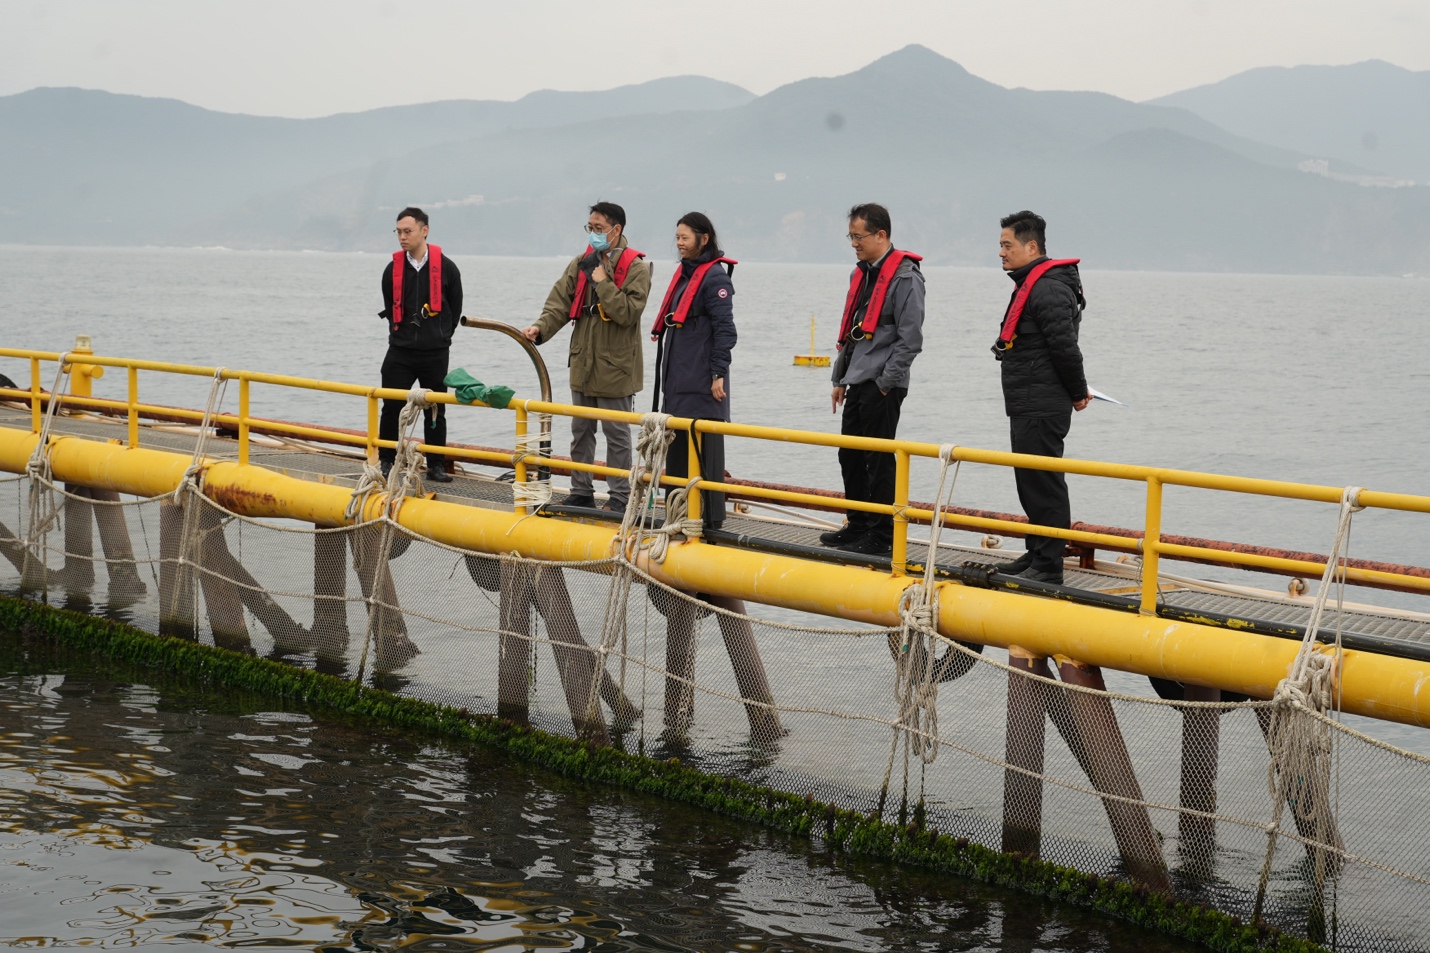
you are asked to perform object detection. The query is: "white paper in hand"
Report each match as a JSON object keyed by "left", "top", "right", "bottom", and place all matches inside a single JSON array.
[{"left": 1087, "top": 386, "right": 1128, "bottom": 408}]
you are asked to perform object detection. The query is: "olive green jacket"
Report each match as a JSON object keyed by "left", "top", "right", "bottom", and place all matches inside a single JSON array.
[{"left": 533, "top": 236, "right": 651, "bottom": 398}]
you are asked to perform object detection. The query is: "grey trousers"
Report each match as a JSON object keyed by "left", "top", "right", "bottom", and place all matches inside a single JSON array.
[{"left": 569, "top": 390, "right": 633, "bottom": 504}]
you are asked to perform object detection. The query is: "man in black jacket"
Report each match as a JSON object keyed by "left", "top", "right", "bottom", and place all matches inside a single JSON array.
[
  {"left": 994, "top": 211, "right": 1089, "bottom": 584},
  {"left": 379, "top": 206, "right": 463, "bottom": 483}
]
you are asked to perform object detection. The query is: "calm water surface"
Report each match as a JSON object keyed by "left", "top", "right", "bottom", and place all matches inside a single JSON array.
[
  {"left": 2, "top": 245, "right": 1428, "bottom": 565},
  {"left": 0, "top": 638, "right": 1200, "bottom": 951},
  {"left": 2, "top": 247, "right": 1430, "bottom": 948}
]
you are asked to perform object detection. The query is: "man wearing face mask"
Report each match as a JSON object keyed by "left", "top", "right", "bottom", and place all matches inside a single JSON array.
[{"left": 523, "top": 202, "right": 651, "bottom": 511}]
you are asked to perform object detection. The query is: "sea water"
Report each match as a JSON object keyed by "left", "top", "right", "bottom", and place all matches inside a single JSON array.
[{"left": 1, "top": 246, "right": 1428, "bottom": 950}]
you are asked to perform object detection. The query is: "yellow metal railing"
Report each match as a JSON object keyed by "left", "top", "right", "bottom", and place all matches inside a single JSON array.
[{"left": 4, "top": 345, "right": 1430, "bottom": 611}]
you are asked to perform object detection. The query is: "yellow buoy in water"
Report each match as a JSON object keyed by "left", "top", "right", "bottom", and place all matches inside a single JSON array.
[{"left": 793, "top": 313, "right": 831, "bottom": 367}]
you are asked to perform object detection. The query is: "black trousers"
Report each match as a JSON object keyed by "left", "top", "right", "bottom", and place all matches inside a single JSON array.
[
  {"left": 1010, "top": 413, "right": 1072, "bottom": 572},
  {"left": 838, "top": 381, "right": 907, "bottom": 541},
  {"left": 379, "top": 346, "right": 449, "bottom": 467},
  {"left": 666, "top": 429, "right": 725, "bottom": 528}
]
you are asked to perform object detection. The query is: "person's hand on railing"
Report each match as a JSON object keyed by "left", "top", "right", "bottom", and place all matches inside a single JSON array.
[{"left": 521, "top": 326, "right": 540, "bottom": 343}]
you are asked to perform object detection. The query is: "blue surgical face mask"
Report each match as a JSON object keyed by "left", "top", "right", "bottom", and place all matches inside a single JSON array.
[{"left": 587, "top": 230, "right": 611, "bottom": 253}]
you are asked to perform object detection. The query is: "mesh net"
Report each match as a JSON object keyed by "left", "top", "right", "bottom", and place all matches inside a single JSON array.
[{"left": 3, "top": 463, "right": 1430, "bottom": 953}]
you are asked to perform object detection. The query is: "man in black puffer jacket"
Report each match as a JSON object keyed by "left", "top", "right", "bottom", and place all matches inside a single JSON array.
[{"left": 993, "top": 211, "right": 1090, "bottom": 585}]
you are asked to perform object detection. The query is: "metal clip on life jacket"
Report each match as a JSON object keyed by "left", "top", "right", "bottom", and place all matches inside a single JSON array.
[
  {"left": 569, "top": 246, "right": 645, "bottom": 321},
  {"left": 650, "top": 257, "right": 738, "bottom": 339},
  {"left": 836, "top": 249, "right": 922, "bottom": 349},
  {"left": 993, "top": 258, "right": 1081, "bottom": 356},
  {"left": 390, "top": 245, "right": 443, "bottom": 327}
]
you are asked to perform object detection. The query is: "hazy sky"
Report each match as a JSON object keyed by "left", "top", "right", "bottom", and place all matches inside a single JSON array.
[{"left": 3, "top": 0, "right": 1427, "bottom": 117}]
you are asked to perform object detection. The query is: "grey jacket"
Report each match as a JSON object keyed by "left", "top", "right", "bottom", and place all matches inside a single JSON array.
[{"left": 831, "top": 255, "right": 925, "bottom": 391}]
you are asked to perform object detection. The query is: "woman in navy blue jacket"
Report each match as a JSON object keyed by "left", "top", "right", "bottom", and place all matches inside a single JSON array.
[{"left": 650, "top": 211, "right": 737, "bottom": 529}]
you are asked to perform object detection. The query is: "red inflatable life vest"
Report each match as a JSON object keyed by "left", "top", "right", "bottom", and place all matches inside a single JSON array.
[
  {"left": 650, "top": 257, "right": 737, "bottom": 338},
  {"left": 389, "top": 245, "right": 442, "bottom": 327},
  {"left": 836, "top": 249, "right": 922, "bottom": 349},
  {"left": 994, "top": 258, "right": 1080, "bottom": 352},
  {"left": 569, "top": 246, "right": 645, "bottom": 320}
]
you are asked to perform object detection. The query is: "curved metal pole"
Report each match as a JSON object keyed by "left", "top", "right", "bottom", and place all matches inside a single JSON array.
[
  {"left": 460, "top": 317, "right": 552, "bottom": 401},
  {"left": 460, "top": 317, "right": 552, "bottom": 483}
]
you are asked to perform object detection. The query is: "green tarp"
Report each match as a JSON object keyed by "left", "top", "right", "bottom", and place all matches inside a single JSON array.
[{"left": 443, "top": 368, "right": 514, "bottom": 409}]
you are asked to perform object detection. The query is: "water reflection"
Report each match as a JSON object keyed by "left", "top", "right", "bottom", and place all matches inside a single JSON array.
[{"left": 0, "top": 638, "right": 1200, "bottom": 951}]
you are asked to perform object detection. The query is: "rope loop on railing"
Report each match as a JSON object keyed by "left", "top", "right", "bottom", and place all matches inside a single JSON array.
[
  {"left": 880, "top": 442, "right": 962, "bottom": 792},
  {"left": 511, "top": 426, "right": 553, "bottom": 510},
  {"left": 19, "top": 353, "right": 76, "bottom": 581},
  {"left": 615, "top": 413, "right": 679, "bottom": 563},
  {"left": 24, "top": 351, "right": 73, "bottom": 486},
  {"left": 384, "top": 386, "right": 432, "bottom": 512},
  {"left": 1253, "top": 483, "right": 1362, "bottom": 919},
  {"left": 172, "top": 367, "right": 228, "bottom": 504}
]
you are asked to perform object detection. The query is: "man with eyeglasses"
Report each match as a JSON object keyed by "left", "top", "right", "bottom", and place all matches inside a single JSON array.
[
  {"left": 820, "top": 203, "right": 925, "bottom": 557},
  {"left": 523, "top": 201, "right": 651, "bottom": 511},
  {"left": 378, "top": 206, "right": 463, "bottom": 484}
]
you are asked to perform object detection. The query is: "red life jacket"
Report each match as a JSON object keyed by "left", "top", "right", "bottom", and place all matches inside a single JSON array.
[
  {"left": 650, "top": 257, "right": 737, "bottom": 338},
  {"left": 389, "top": 245, "right": 443, "bottom": 326},
  {"left": 836, "top": 249, "right": 922, "bottom": 349},
  {"left": 994, "top": 258, "right": 1080, "bottom": 352},
  {"left": 569, "top": 245, "right": 645, "bottom": 320}
]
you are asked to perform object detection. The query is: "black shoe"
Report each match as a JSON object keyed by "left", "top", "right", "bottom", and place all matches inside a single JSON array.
[
  {"left": 426, "top": 464, "right": 453, "bottom": 484},
  {"left": 998, "top": 552, "right": 1033, "bottom": 574},
  {"left": 838, "top": 534, "right": 892, "bottom": 556},
  {"left": 380, "top": 459, "right": 393, "bottom": 478},
  {"left": 1015, "top": 566, "right": 1064, "bottom": 585},
  {"left": 563, "top": 494, "right": 597, "bottom": 509},
  {"left": 604, "top": 499, "right": 626, "bottom": 512},
  {"left": 819, "top": 525, "right": 863, "bottom": 547}
]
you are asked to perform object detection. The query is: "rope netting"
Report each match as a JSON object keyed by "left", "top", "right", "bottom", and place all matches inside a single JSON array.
[{"left": 3, "top": 424, "right": 1430, "bottom": 951}]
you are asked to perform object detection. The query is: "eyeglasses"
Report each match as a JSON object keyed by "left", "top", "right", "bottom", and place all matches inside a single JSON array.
[
  {"left": 584, "top": 223, "right": 614, "bottom": 234},
  {"left": 847, "top": 231, "right": 874, "bottom": 244},
  {"left": 394, "top": 227, "right": 423, "bottom": 238}
]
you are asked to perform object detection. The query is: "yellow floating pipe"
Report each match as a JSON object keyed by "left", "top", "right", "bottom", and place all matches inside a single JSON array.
[{"left": 3, "top": 423, "right": 1430, "bottom": 727}]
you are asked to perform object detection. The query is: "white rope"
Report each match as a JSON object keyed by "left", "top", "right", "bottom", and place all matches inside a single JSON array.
[
  {"left": 345, "top": 386, "right": 431, "bottom": 526},
  {"left": 1254, "top": 485, "right": 1362, "bottom": 918},
  {"left": 880, "top": 444, "right": 961, "bottom": 809},
  {"left": 511, "top": 423, "right": 553, "bottom": 510},
  {"left": 20, "top": 354, "right": 75, "bottom": 583},
  {"left": 344, "top": 461, "right": 388, "bottom": 523},
  {"left": 352, "top": 386, "right": 430, "bottom": 682},
  {"left": 385, "top": 385, "right": 432, "bottom": 509},
  {"left": 171, "top": 368, "right": 228, "bottom": 504},
  {"left": 615, "top": 414, "right": 693, "bottom": 563},
  {"left": 578, "top": 414, "right": 683, "bottom": 729},
  {"left": 24, "top": 352, "right": 73, "bottom": 487}
]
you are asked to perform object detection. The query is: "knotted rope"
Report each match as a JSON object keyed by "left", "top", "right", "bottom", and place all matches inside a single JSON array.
[
  {"left": 171, "top": 368, "right": 228, "bottom": 504},
  {"left": 20, "top": 354, "right": 75, "bottom": 584},
  {"left": 615, "top": 414, "right": 693, "bottom": 563},
  {"left": 878, "top": 445, "right": 960, "bottom": 817},
  {"left": 511, "top": 421, "right": 553, "bottom": 510},
  {"left": 577, "top": 414, "right": 687, "bottom": 728},
  {"left": 1253, "top": 485, "right": 1362, "bottom": 920},
  {"left": 351, "top": 386, "right": 431, "bottom": 683},
  {"left": 163, "top": 368, "right": 232, "bottom": 634},
  {"left": 344, "top": 386, "right": 431, "bottom": 524}
]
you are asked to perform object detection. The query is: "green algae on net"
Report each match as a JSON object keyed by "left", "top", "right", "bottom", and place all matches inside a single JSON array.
[{"left": 0, "top": 595, "right": 1327, "bottom": 953}]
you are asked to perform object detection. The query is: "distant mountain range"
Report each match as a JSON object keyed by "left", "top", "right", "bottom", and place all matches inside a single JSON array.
[
  {"left": 1150, "top": 60, "right": 1430, "bottom": 183},
  {"left": 3, "top": 46, "right": 1427, "bottom": 275}
]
